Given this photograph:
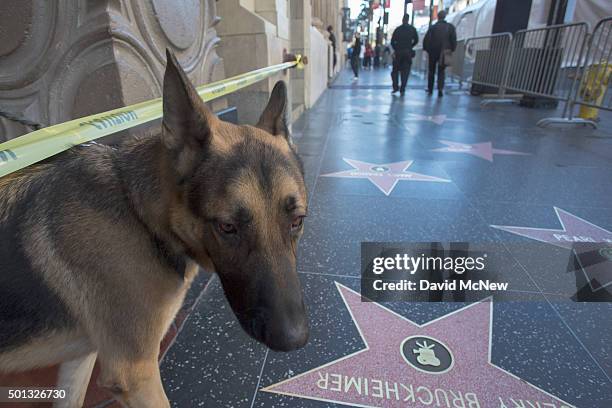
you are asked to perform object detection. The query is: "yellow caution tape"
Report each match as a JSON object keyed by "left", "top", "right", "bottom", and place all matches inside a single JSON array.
[{"left": 0, "top": 59, "right": 301, "bottom": 178}]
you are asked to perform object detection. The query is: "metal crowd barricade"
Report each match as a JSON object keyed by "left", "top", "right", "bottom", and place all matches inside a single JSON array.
[
  {"left": 503, "top": 23, "right": 589, "bottom": 113},
  {"left": 461, "top": 33, "right": 513, "bottom": 97},
  {"left": 450, "top": 20, "right": 609, "bottom": 128},
  {"left": 539, "top": 17, "right": 612, "bottom": 128},
  {"left": 448, "top": 39, "right": 467, "bottom": 87}
]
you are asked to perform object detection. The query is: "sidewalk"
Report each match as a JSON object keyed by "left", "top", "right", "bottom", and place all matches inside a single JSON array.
[{"left": 160, "top": 66, "right": 612, "bottom": 408}]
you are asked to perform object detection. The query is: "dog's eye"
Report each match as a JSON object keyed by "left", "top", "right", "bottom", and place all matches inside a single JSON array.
[
  {"left": 291, "top": 216, "right": 305, "bottom": 231},
  {"left": 219, "top": 223, "right": 237, "bottom": 234}
]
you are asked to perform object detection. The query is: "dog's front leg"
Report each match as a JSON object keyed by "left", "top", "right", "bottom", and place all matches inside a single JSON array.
[
  {"left": 98, "top": 357, "right": 170, "bottom": 408},
  {"left": 54, "top": 352, "right": 97, "bottom": 408}
]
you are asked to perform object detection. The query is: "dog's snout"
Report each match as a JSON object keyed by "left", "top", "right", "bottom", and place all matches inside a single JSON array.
[
  {"left": 223, "top": 253, "right": 309, "bottom": 352},
  {"left": 238, "top": 304, "right": 309, "bottom": 352},
  {"left": 266, "top": 297, "right": 309, "bottom": 351},
  {"left": 264, "top": 315, "right": 309, "bottom": 352},
  {"left": 285, "top": 320, "right": 310, "bottom": 350}
]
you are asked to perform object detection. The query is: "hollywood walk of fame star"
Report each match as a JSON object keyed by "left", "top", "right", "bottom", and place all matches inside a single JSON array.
[
  {"left": 321, "top": 159, "right": 450, "bottom": 196},
  {"left": 491, "top": 207, "right": 612, "bottom": 250},
  {"left": 353, "top": 95, "right": 388, "bottom": 103},
  {"left": 263, "top": 283, "right": 573, "bottom": 408},
  {"left": 353, "top": 95, "right": 377, "bottom": 102},
  {"left": 344, "top": 105, "right": 382, "bottom": 114},
  {"left": 396, "top": 99, "right": 427, "bottom": 108},
  {"left": 351, "top": 96, "right": 425, "bottom": 108},
  {"left": 432, "top": 140, "right": 530, "bottom": 162},
  {"left": 492, "top": 207, "right": 612, "bottom": 292},
  {"left": 407, "top": 114, "right": 464, "bottom": 125}
]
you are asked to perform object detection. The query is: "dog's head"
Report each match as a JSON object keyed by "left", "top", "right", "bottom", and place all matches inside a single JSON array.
[{"left": 161, "top": 50, "right": 308, "bottom": 352}]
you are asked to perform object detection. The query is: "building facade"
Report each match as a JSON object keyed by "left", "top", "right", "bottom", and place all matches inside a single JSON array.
[{"left": 0, "top": 0, "right": 344, "bottom": 142}]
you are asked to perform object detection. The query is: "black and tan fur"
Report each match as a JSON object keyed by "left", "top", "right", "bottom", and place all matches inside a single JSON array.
[{"left": 0, "top": 50, "right": 309, "bottom": 407}]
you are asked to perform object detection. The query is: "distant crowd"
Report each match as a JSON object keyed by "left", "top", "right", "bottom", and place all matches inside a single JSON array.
[
  {"left": 346, "top": 42, "right": 394, "bottom": 70},
  {"left": 342, "top": 11, "right": 457, "bottom": 97}
]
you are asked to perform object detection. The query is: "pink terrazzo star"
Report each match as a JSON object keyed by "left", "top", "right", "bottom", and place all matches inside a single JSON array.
[
  {"left": 321, "top": 159, "right": 450, "bottom": 196},
  {"left": 408, "top": 114, "right": 464, "bottom": 125},
  {"left": 491, "top": 207, "right": 612, "bottom": 250},
  {"left": 492, "top": 207, "right": 612, "bottom": 292},
  {"left": 432, "top": 140, "right": 530, "bottom": 162},
  {"left": 347, "top": 105, "right": 381, "bottom": 113},
  {"left": 262, "top": 283, "right": 574, "bottom": 408}
]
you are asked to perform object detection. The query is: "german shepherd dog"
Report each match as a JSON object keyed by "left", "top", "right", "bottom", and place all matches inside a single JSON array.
[{"left": 0, "top": 50, "right": 309, "bottom": 407}]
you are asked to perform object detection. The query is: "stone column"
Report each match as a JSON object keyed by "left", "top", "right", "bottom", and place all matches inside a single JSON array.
[
  {"left": 216, "top": 0, "right": 292, "bottom": 125},
  {"left": 289, "top": 0, "right": 312, "bottom": 117},
  {"left": 256, "top": 0, "right": 290, "bottom": 39},
  {"left": 0, "top": 0, "right": 225, "bottom": 144}
]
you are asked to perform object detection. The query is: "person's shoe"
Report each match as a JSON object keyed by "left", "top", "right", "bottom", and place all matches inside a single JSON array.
[
  {"left": 353, "top": 76, "right": 358, "bottom": 81},
  {"left": 400, "top": 91, "right": 405, "bottom": 97},
  {"left": 438, "top": 90, "right": 444, "bottom": 97},
  {"left": 426, "top": 89, "right": 433, "bottom": 95},
  {"left": 391, "top": 89, "right": 399, "bottom": 94}
]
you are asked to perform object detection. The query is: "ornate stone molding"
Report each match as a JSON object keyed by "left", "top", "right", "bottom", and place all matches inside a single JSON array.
[{"left": 0, "top": 0, "right": 224, "bottom": 143}]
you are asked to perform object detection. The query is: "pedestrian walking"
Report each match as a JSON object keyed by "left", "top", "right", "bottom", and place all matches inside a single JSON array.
[
  {"left": 423, "top": 10, "right": 457, "bottom": 97},
  {"left": 359, "top": 42, "right": 365, "bottom": 64},
  {"left": 390, "top": 14, "right": 419, "bottom": 96},
  {"left": 327, "top": 25, "right": 337, "bottom": 71},
  {"left": 364, "top": 42, "right": 373, "bottom": 70},
  {"left": 351, "top": 33, "right": 362, "bottom": 80},
  {"left": 374, "top": 43, "right": 381, "bottom": 68},
  {"left": 382, "top": 45, "right": 392, "bottom": 68}
]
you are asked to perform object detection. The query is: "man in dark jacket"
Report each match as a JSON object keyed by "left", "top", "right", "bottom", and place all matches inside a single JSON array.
[
  {"left": 327, "top": 25, "right": 337, "bottom": 70},
  {"left": 423, "top": 10, "right": 457, "bottom": 97},
  {"left": 390, "top": 14, "right": 418, "bottom": 96},
  {"left": 351, "top": 33, "right": 362, "bottom": 80}
]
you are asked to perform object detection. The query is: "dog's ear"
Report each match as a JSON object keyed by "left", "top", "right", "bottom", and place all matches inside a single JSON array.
[
  {"left": 256, "top": 81, "right": 290, "bottom": 140},
  {"left": 162, "top": 49, "right": 217, "bottom": 158}
]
